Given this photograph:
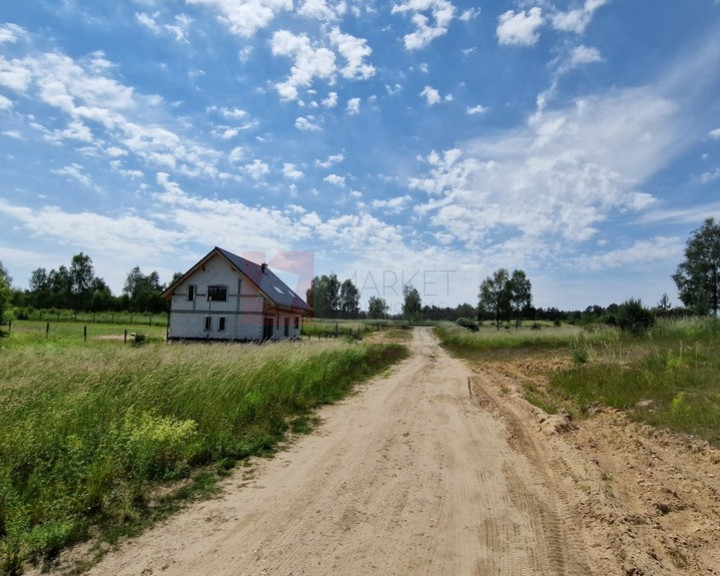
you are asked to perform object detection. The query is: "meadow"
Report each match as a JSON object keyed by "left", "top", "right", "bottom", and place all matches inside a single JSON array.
[
  {"left": 0, "top": 322, "right": 408, "bottom": 574},
  {"left": 436, "top": 318, "right": 720, "bottom": 446}
]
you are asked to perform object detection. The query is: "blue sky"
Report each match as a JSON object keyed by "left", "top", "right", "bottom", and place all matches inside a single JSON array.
[{"left": 1, "top": 0, "right": 720, "bottom": 313}]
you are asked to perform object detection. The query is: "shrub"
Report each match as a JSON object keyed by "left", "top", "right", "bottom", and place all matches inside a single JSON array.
[
  {"left": 455, "top": 317, "right": 479, "bottom": 331},
  {"left": 607, "top": 299, "right": 655, "bottom": 335}
]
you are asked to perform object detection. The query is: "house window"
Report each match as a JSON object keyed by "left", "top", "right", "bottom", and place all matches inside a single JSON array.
[
  {"left": 207, "top": 285, "right": 227, "bottom": 302},
  {"left": 187, "top": 284, "right": 196, "bottom": 301},
  {"left": 218, "top": 317, "right": 226, "bottom": 331},
  {"left": 294, "top": 316, "right": 299, "bottom": 329},
  {"left": 204, "top": 316, "right": 212, "bottom": 331}
]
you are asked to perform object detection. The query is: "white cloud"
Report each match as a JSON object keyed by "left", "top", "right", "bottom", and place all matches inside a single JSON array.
[
  {"left": 0, "top": 94, "right": 12, "bottom": 110},
  {"left": 52, "top": 163, "right": 96, "bottom": 190},
  {"left": 579, "top": 237, "right": 683, "bottom": 272},
  {"left": 700, "top": 168, "right": 720, "bottom": 184},
  {"left": 346, "top": 97, "right": 361, "bottom": 115},
  {"left": 322, "top": 91, "right": 338, "bottom": 107},
  {"left": 0, "top": 23, "right": 27, "bottom": 44},
  {"left": 709, "top": 128, "right": 720, "bottom": 140},
  {"left": 271, "top": 30, "right": 337, "bottom": 100},
  {"left": 410, "top": 85, "right": 681, "bottom": 256},
  {"left": 295, "top": 116, "right": 322, "bottom": 131},
  {"left": 460, "top": 8, "right": 481, "bottom": 22},
  {"left": 244, "top": 158, "right": 270, "bottom": 180},
  {"left": 392, "top": 0, "right": 456, "bottom": 50},
  {"left": 371, "top": 194, "right": 412, "bottom": 213},
  {"left": 497, "top": 7, "right": 543, "bottom": 46},
  {"left": 328, "top": 27, "right": 375, "bottom": 80},
  {"left": 551, "top": 0, "right": 608, "bottom": 34},
  {"left": 316, "top": 153, "right": 344, "bottom": 168},
  {"left": 420, "top": 85, "right": 451, "bottom": 105},
  {"left": 466, "top": 104, "right": 487, "bottom": 115},
  {"left": 324, "top": 173, "right": 346, "bottom": 187},
  {"left": 283, "top": 162, "right": 304, "bottom": 180},
  {"left": 187, "top": 0, "right": 292, "bottom": 37},
  {"left": 568, "top": 45, "right": 603, "bottom": 68},
  {"left": 297, "top": 0, "right": 345, "bottom": 21}
]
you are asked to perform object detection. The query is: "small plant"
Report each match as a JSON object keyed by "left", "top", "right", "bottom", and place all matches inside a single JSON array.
[{"left": 572, "top": 346, "right": 589, "bottom": 364}]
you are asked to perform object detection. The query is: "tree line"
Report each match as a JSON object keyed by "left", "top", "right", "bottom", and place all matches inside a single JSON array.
[{"left": 4, "top": 253, "right": 173, "bottom": 316}]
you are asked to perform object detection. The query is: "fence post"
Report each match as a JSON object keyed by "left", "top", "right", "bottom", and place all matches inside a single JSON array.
[
  {"left": 84, "top": 325, "right": 87, "bottom": 341},
  {"left": 46, "top": 322, "right": 50, "bottom": 338},
  {"left": 124, "top": 329, "right": 128, "bottom": 343}
]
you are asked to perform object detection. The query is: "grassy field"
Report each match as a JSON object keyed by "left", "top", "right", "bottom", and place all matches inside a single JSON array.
[
  {"left": 0, "top": 322, "right": 408, "bottom": 574},
  {"left": 435, "top": 318, "right": 720, "bottom": 447}
]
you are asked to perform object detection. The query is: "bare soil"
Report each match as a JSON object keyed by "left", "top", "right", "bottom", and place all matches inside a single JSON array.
[{"left": 40, "top": 328, "right": 720, "bottom": 575}]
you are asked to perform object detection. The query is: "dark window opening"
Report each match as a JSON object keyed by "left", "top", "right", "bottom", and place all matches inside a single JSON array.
[
  {"left": 207, "top": 285, "right": 227, "bottom": 302},
  {"left": 204, "top": 316, "right": 212, "bottom": 331},
  {"left": 187, "top": 284, "right": 196, "bottom": 301},
  {"left": 218, "top": 317, "right": 226, "bottom": 331}
]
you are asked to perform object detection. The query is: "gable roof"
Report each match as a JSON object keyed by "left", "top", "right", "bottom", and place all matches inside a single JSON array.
[{"left": 161, "top": 246, "right": 313, "bottom": 315}]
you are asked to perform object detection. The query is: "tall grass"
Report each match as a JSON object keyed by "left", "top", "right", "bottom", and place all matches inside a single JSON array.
[
  {"left": 0, "top": 336, "right": 407, "bottom": 573},
  {"left": 550, "top": 317, "right": 720, "bottom": 445},
  {"left": 434, "top": 322, "right": 619, "bottom": 359}
]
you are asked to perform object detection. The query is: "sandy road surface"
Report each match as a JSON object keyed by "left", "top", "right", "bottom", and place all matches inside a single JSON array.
[
  {"left": 48, "top": 327, "right": 720, "bottom": 576},
  {"left": 71, "top": 328, "right": 589, "bottom": 576}
]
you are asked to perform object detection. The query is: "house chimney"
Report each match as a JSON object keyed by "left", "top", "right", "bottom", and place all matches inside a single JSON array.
[{"left": 261, "top": 263, "right": 267, "bottom": 273}]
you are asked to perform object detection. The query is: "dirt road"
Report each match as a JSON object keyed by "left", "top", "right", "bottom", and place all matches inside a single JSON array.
[{"left": 59, "top": 328, "right": 719, "bottom": 576}]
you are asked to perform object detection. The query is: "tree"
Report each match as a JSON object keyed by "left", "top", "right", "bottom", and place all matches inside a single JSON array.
[
  {"left": 48, "top": 265, "right": 72, "bottom": 308},
  {"left": 479, "top": 268, "right": 533, "bottom": 329},
  {"left": 367, "top": 296, "right": 389, "bottom": 319},
  {"left": 478, "top": 268, "right": 512, "bottom": 329},
  {"left": 508, "top": 269, "right": 532, "bottom": 327},
  {"left": 69, "top": 252, "right": 96, "bottom": 311},
  {"left": 123, "top": 267, "right": 166, "bottom": 313},
  {"left": 0, "top": 260, "right": 12, "bottom": 285},
  {"left": 402, "top": 284, "right": 422, "bottom": 322},
  {"left": 0, "top": 261, "right": 13, "bottom": 326},
  {"left": 673, "top": 218, "right": 720, "bottom": 316},
  {"left": 307, "top": 274, "right": 341, "bottom": 318},
  {"left": 339, "top": 279, "right": 360, "bottom": 318}
]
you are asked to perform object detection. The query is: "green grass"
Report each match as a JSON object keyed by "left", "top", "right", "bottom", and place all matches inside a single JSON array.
[
  {"left": 549, "top": 317, "right": 720, "bottom": 444},
  {"left": 437, "top": 317, "right": 720, "bottom": 448},
  {"left": 0, "top": 329, "right": 408, "bottom": 573},
  {"left": 434, "top": 322, "right": 619, "bottom": 360}
]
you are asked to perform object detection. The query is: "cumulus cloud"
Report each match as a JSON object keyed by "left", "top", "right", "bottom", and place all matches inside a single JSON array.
[
  {"left": 410, "top": 85, "right": 682, "bottom": 261},
  {"left": 420, "top": 85, "right": 451, "bottom": 105},
  {"left": 328, "top": 28, "right": 375, "bottom": 80},
  {"left": 271, "top": 30, "right": 337, "bottom": 100},
  {"left": 466, "top": 104, "right": 487, "bottom": 115},
  {"left": 346, "top": 97, "right": 360, "bottom": 115},
  {"left": 283, "top": 162, "right": 304, "bottom": 180},
  {"left": 371, "top": 194, "right": 412, "bottom": 213},
  {"left": 187, "top": 0, "right": 292, "bottom": 37},
  {"left": 0, "top": 94, "right": 12, "bottom": 110},
  {"left": 568, "top": 44, "right": 604, "bottom": 68},
  {"left": 324, "top": 173, "right": 346, "bottom": 187},
  {"left": 316, "top": 153, "right": 344, "bottom": 168},
  {"left": 551, "top": 0, "right": 608, "bottom": 34},
  {"left": 392, "top": 0, "right": 456, "bottom": 50},
  {"left": 497, "top": 7, "right": 543, "bottom": 46},
  {"left": 136, "top": 12, "right": 193, "bottom": 43},
  {"left": 0, "top": 23, "right": 27, "bottom": 44},
  {"left": 709, "top": 128, "right": 720, "bottom": 140},
  {"left": 295, "top": 116, "right": 322, "bottom": 131}
]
